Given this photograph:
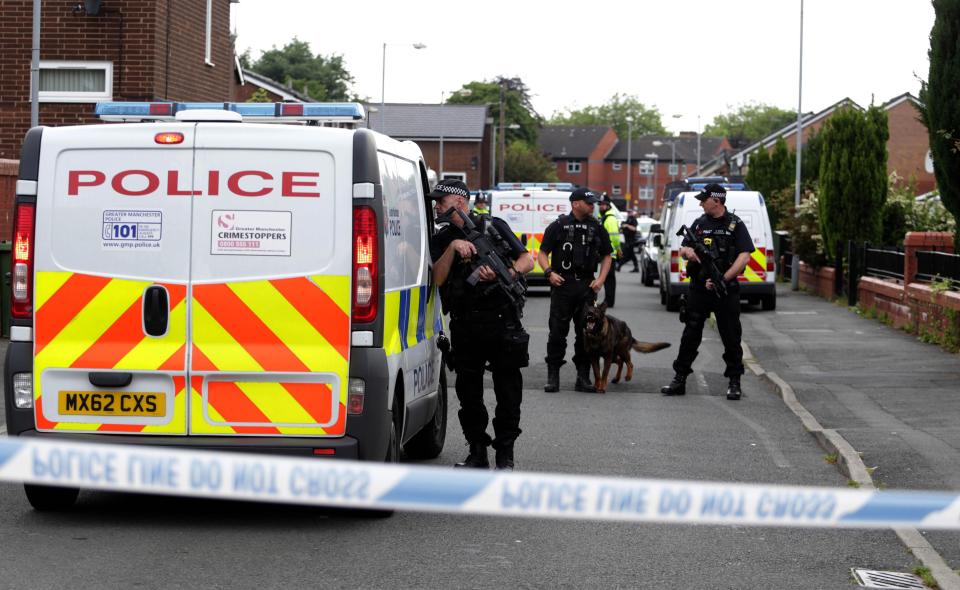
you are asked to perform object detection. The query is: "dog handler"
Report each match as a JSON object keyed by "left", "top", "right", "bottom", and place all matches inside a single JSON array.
[
  {"left": 539, "top": 188, "right": 613, "bottom": 393},
  {"left": 431, "top": 180, "right": 534, "bottom": 470},
  {"left": 660, "top": 183, "right": 754, "bottom": 400}
]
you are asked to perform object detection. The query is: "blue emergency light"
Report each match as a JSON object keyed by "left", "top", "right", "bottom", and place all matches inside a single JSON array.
[
  {"left": 494, "top": 182, "right": 575, "bottom": 191},
  {"left": 95, "top": 101, "right": 366, "bottom": 121}
]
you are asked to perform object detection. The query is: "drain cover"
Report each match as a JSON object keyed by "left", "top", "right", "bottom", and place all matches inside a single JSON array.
[{"left": 852, "top": 569, "right": 926, "bottom": 589}]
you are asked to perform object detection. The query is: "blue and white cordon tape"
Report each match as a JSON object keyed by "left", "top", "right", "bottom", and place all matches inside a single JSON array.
[{"left": 2, "top": 437, "right": 959, "bottom": 528}]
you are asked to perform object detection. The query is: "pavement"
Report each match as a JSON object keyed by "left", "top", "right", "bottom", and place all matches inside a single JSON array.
[{"left": 740, "top": 281, "right": 960, "bottom": 580}]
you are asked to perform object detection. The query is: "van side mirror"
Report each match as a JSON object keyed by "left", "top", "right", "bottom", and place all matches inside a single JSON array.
[
  {"left": 650, "top": 223, "right": 662, "bottom": 234},
  {"left": 653, "top": 234, "right": 662, "bottom": 248},
  {"left": 520, "top": 233, "right": 528, "bottom": 246}
]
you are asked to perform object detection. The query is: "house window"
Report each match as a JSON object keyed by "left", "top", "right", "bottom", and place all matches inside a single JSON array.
[
  {"left": 566, "top": 161, "right": 582, "bottom": 174},
  {"left": 668, "top": 163, "right": 679, "bottom": 176},
  {"left": 638, "top": 161, "right": 654, "bottom": 176},
  {"left": 612, "top": 162, "right": 622, "bottom": 171},
  {"left": 205, "top": 0, "right": 215, "bottom": 66},
  {"left": 39, "top": 61, "right": 113, "bottom": 102},
  {"left": 612, "top": 185, "right": 622, "bottom": 195},
  {"left": 442, "top": 172, "right": 466, "bottom": 182},
  {"left": 638, "top": 187, "right": 654, "bottom": 201}
]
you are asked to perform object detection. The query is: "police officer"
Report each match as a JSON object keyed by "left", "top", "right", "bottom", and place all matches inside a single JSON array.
[
  {"left": 598, "top": 195, "right": 620, "bottom": 308},
  {"left": 661, "top": 183, "right": 755, "bottom": 400},
  {"left": 619, "top": 209, "right": 640, "bottom": 273},
  {"left": 472, "top": 193, "right": 491, "bottom": 215},
  {"left": 539, "top": 188, "right": 613, "bottom": 393},
  {"left": 430, "top": 179, "right": 534, "bottom": 470}
]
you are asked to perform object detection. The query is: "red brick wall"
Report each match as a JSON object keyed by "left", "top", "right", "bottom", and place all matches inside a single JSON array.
[
  {"left": 418, "top": 140, "right": 485, "bottom": 190},
  {"left": 0, "top": 159, "right": 17, "bottom": 239},
  {"left": 0, "top": 0, "right": 235, "bottom": 160},
  {"left": 887, "top": 99, "right": 935, "bottom": 194}
]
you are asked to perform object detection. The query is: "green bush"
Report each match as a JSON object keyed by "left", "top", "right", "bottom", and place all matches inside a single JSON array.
[{"left": 782, "top": 189, "right": 829, "bottom": 268}]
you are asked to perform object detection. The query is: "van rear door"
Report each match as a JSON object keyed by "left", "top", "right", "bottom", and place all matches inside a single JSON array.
[
  {"left": 187, "top": 124, "right": 353, "bottom": 437},
  {"left": 32, "top": 124, "right": 194, "bottom": 434}
]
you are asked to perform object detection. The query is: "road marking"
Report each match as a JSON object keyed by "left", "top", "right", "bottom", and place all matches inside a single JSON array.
[
  {"left": 706, "top": 396, "right": 791, "bottom": 469},
  {"left": 776, "top": 311, "right": 818, "bottom": 315}
]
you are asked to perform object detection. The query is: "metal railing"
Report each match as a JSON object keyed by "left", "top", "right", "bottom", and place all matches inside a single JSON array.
[
  {"left": 915, "top": 250, "right": 960, "bottom": 290},
  {"left": 862, "top": 245, "right": 904, "bottom": 281}
]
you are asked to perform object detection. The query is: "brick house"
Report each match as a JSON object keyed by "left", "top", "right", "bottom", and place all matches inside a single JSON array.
[
  {"left": 539, "top": 125, "right": 618, "bottom": 190},
  {"left": 232, "top": 68, "right": 313, "bottom": 103},
  {"left": 0, "top": 0, "right": 237, "bottom": 161},
  {"left": 366, "top": 103, "right": 493, "bottom": 190},
  {"left": 723, "top": 93, "right": 934, "bottom": 195}
]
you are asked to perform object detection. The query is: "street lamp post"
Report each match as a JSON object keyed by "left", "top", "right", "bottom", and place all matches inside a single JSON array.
[
  {"left": 379, "top": 42, "right": 426, "bottom": 131},
  {"left": 652, "top": 139, "right": 677, "bottom": 180},
  {"left": 626, "top": 117, "right": 633, "bottom": 206},
  {"left": 792, "top": 0, "right": 805, "bottom": 291},
  {"left": 439, "top": 91, "right": 445, "bottom": 178}
]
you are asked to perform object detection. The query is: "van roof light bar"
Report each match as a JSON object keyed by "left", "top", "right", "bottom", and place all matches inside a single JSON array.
[
  {"left": 95, "top": 102, "right": 366, "bottom": 122},
  {"left": 494, "top": 182, "right": 575, "bottom": 190}
]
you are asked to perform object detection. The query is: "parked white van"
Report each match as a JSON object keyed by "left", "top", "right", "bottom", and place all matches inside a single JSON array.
[
  {"left": 4, "top": 101, "right": 446, "bottom": 510},
  {"left": 654, "top": 190, "right": 777, "bottom": 311}
]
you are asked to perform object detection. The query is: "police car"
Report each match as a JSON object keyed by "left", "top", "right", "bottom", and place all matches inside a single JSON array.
[{"left": 4, "top": 102, "right": 446, "bottom": 510}]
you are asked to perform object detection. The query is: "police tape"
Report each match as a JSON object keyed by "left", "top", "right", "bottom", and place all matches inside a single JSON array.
[{"left": 1, "top": 436, "right": 959, "bottom": 528}]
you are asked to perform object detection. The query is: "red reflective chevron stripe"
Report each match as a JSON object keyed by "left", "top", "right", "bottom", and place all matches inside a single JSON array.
[
  {"left": 280, "top": 382, "right": 334, "bottom": 425},
  {"left": 207, "top": 381, "right": 282, "bottom": 435},
  {"left": 270, "top": 277, "right": 349, "bottom": 362},
  {"left": 35, "top": 274, "right": 112, "bottom": 355},
  {"left": 194, "top": 284, "right": 309, "bottom": 372}
]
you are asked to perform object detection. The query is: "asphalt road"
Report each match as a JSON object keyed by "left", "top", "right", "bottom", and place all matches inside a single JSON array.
[{"left": 0, "top": 277, "right": 924, "bottom": 589}]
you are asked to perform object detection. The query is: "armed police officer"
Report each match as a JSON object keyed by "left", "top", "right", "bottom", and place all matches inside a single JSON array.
[
  {"left": 430, "top": 179, "right": 534, "bottom": 470},
  {"left": 539, "top": 188, "right": 613, "bottom": 393},
  {"left": 661, "top": 184, "right": 754, "bottom": 400}
]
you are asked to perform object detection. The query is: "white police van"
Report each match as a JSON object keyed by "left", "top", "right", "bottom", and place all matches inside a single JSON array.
[
  {"left": 4, "top": 102, "right": 446, "bottom": 510},
  {"left": 654, "top": 189, "right": 777, "bottom": 311}
]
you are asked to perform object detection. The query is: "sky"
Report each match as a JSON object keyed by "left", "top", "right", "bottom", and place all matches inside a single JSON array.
[{"left": 232, "top": 0, "right": 935, "bottom": 135}]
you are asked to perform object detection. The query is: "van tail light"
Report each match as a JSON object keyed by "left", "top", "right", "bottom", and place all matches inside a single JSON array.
[
  {"left": 670, "top": 250, "right": 680, "bottom": 273},
  {"left": 11, "top": 202, "right": 36, "bottom": 318},
  {"left": 352, "top": 206, "right": 378, "bottom": 323},
  {"left": 766, "top": 250, "right": 775, "bottom": 272}
]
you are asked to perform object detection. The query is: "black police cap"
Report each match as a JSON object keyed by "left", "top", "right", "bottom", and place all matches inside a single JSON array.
[
  {"left": 695, "top": 183, "right": 727, "bottom": 202},
  {"left": 428, "top": 179, "right": 470, "bottom": 200}
]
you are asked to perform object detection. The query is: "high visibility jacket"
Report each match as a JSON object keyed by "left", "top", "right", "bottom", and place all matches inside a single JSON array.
[{"left": 601, "top": 211, "right": 620, "bottom": 259}]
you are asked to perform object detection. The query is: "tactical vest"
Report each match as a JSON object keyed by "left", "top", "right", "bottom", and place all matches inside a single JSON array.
[
  {"left": 694, "top": 212, "right": 742, "bottom": 276},
  {"left": 441, "top": 216, "right": 515, "bottom": 315},
  {"left": 552, "top": 214, "right": 600, "bottom": 275}
]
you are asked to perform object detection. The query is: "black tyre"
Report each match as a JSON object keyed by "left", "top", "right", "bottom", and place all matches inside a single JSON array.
[
  {"left": 404, "top": 371, "right": 447, "bottom": 460},
  {"left": 642, "top": 263, "right": 655, "bottom": 287},
  {"left": 659, "top": 285, "right": 667, "bottom": 305},
  {"left": 24, "top": 484, "right": 79, "bottom": 511},
  {"left": 761, "top": 293, "right": 777, "bottom": 311},
  {"left": 348, "top": 394, "right": 401, "bottom": 519}
]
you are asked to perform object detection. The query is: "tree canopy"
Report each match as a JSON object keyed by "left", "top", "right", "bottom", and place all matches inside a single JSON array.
[
  {"left": 240, "top": 39, "right": 357, "bottom": 102},
  {"left": 548, "top": 94, "right": 665, "bottom": 138},
  {"left": 745, "top": 137, "right": 794, "bottom": 229},
  {"left": 919, "top": 0, "right": 960, "bottom": 244},
  {"left": 704, "top": 103, "right": 797, "bottom": 149},
  {"left": 446, "top": 77, "right": 541, "bottom": 146},
  {"left": 503, "top": 141, "right": 560, "bottom": 183}
]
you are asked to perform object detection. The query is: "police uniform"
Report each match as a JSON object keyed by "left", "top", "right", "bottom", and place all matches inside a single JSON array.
[
  {"left": 429, "top": 180, "right": 529, "bottom": 470},
  {"left": 619, "top": 212, "right": 640, "bottom": 272},
  {"left": 662, "top": 184, "right": 754, "bottom": 400},
  {"left": 599, "top": 197, "right": 619, "bottom": 308},
  {"left": 540, "top": 188, "right": 613, "bottom": 393}
]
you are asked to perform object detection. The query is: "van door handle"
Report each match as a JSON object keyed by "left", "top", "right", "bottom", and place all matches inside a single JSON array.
[
  {"left": 143, "top": 285, "right": 169, "bottom": 337},
  {"left": 89, "top": 372, "right": 133, "bottom": 388}
]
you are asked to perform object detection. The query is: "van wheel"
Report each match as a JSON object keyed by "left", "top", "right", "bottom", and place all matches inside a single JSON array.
[
  {"left": 642, "top": 265, "right": 655, "bottom": 287},
  {"left": 659, "top": 285, "right": 667, "bottom": 305},
  {"left": 761, "top": 294, "right": 777, "bottom": 311},
  {"left": 404, "top": 371, "right": 447, "bottom": 460},
  {"left": 24, "top": 484, "right": 79, "bottom": 511},
  {"left": 666, "top": 294, "right": 681, "bottom": 312}
]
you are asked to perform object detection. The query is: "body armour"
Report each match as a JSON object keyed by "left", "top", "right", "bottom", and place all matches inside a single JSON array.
[
  {"left": 689, "top": 211, "right": 743, "bottom": 280},
  {"left": 552, "top": 214, "right": 602, "bottom": 275}
]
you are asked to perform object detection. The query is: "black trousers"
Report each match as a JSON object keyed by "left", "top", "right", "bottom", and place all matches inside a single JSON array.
[
  {"left": 603, "top": 264, "right": 616, "bottom": 307},
  {"left": 619, "top": 240, "right": 639, "bottom": 270},
  {"left": 450, "top": 314, "right": 523, "bottom": 449},
  {"left": 545, "top": 278, "right": 596, "bottom": 368},
  {"left": 672, "top": 287, "right": 744, "bottom": 378}
]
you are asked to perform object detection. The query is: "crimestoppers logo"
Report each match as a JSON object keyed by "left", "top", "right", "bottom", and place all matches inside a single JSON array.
[{"left": 217, "top": 213, "right": 236, "bottom": 229}]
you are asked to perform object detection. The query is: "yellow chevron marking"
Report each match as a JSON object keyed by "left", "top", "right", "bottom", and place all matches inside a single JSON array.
[
  {"left": 35, "top": 279, "right": 146, "bottom": 369},
  {"left": 383, "top": 290, "right": 402, "bottom": 356},
  {"left": 237, "top": 381, "right": 328, "bottom": 430},
  {"left": 309, "top": 275, "right": 351, "bottom": 316},
  {"left": 115, "top": 299, "right": 188, "bottom": 370},
  {"left": 227, "top": 281, "right": 345, "bottom": 373},
  {"left": 141, "top": 388, "right": 187, "bottom": 434},
  {"left": 190, "top": 389, "right": 238, "bottom": 434},
  {"left": 191, "top": 300, "right": 262, "bottom": 372},
  {"left": 35, "top": 271, "right": 74, "bottom": 311}
]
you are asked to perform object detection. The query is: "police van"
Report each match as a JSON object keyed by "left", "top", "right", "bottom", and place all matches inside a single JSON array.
[
  {"left": 3, "top": 102, "right": 446, "bottom": 509},
  {"left": 654, "top": 189, "right": 777, "bottom": 311},
  {"left": 487, "top": 183, "right": 574, "bottom": 284}
]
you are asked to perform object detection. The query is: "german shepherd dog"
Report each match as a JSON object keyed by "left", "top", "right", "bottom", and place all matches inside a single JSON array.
[{"left": 582, "top": 302, "right": 671, "bottom": 393}]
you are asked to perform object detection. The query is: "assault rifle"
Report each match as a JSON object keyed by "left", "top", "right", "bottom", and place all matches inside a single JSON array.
[
  {"left": 677, "top": 224, "right": 729, "bottom": 299},
  {"left": 438, "top": 208, "right": 527, "bottom": 317}
]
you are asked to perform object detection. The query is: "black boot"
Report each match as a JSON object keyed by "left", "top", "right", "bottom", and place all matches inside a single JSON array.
[
  {"left": 574, "top": 364, "right": 597, "bottom": 393},
  {"left": 726, "top": 376, "right": 742, "bottom": 401},
  {"left": 544, "top": 364, "right": 560, "bottom": 393},
  {"left": 660, "top": 373, "right": 687, "bottom": 396},
  {"left": 494, "top": 442, "right": 515, "bottom": 471},
  {"left": 454, "top": 442, "right": 489, "bottom": 468}
]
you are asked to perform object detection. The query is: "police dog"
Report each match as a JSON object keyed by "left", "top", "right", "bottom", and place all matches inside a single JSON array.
[{"left": 582, "top": 302, "right": 671, "bottom": 393}]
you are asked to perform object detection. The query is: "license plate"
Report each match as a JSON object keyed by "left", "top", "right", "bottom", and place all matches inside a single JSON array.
[{"left": 58, "top": 391, "right": 165, "bottom": 417}]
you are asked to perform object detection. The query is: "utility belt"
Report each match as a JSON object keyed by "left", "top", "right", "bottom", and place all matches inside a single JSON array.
[{"left": 557, "top": 270, "right": 594, "bottom": 283}]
